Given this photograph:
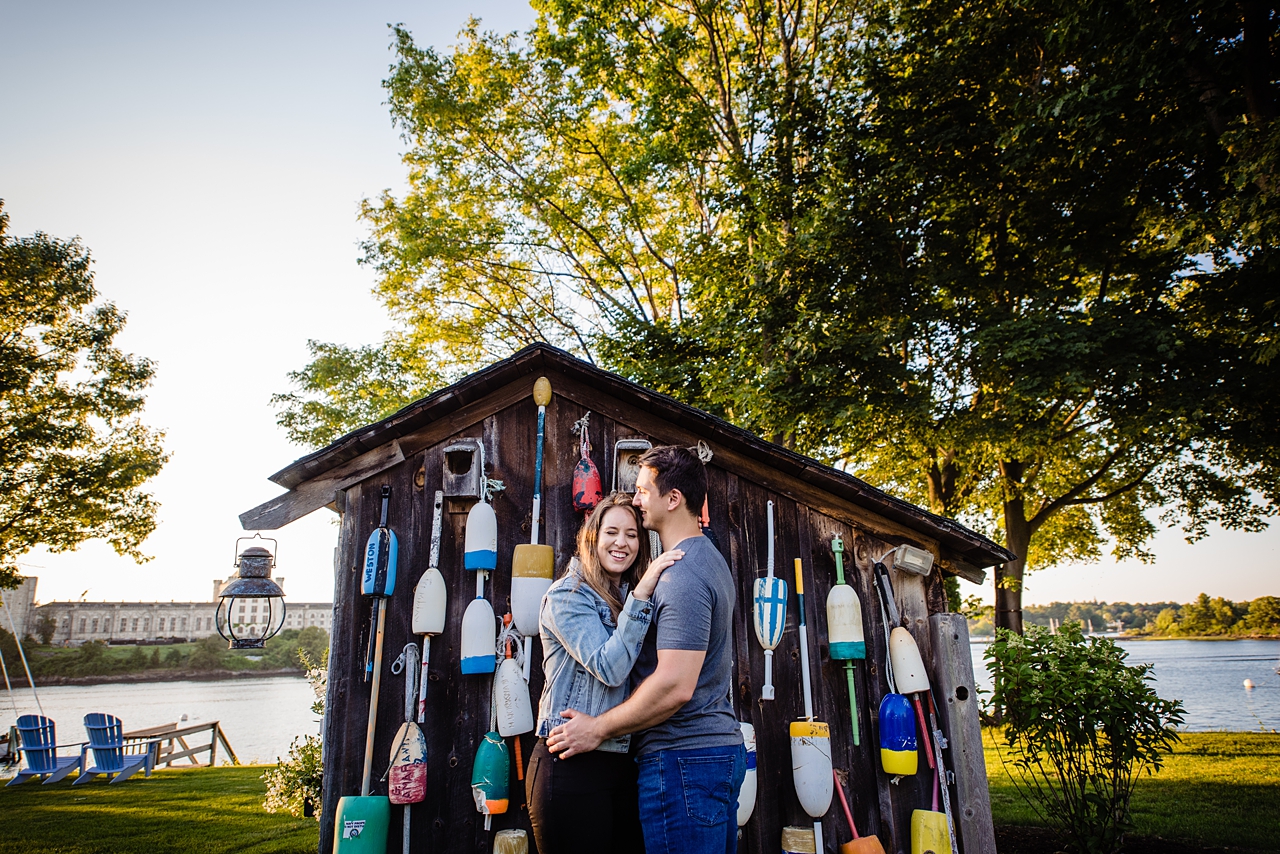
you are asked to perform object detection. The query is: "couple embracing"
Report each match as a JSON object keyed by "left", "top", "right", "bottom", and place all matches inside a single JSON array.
[{"left": 526, "top": 445, "right": 746, "bottom": 854}]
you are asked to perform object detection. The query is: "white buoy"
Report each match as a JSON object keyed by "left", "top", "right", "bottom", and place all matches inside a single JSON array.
[
  {"left": 495, "top": 655, "right": 534, "bottom": 737},
  {"left": 464, "top": 500, "right": 498, "bottom": 572},
  {"left": 461, "top": 597, "right": 496, "bottom": 675},
  {"left": 737, "top": 722, "right": 757, "bottom": 827},
  {"left": 752, "top": 501, "right": 786, "bottom": 700},
  {"left": 889, "top": 627, "right": 930, "bottom": 695},
  {"left": 1244, "top": 679, "right": 1255, "bottom": 690},
  {"left": 790, "top": 719, "right": 834, "bottom": 819}
]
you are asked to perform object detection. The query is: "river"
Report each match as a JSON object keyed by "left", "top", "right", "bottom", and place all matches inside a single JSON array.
[
  {"left": 2, "top": 639, "right": 1276, "bottom": 770},
  {"left": 969, "top": 637, "right": 1280, "bottom": 732}
]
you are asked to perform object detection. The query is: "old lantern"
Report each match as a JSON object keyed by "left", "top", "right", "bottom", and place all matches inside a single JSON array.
[{"left": 216, "top": 535, "right": 287, "bottom": 649}]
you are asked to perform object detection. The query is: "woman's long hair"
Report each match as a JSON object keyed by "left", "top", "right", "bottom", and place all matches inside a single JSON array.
[{"left": 575, "top": 492, "right": 650, "bottom": 620}]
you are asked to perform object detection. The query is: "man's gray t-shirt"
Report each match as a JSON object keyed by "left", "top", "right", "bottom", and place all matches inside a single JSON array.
[{"left": 632, "top": 534, "right": 743, "bottom": 755}]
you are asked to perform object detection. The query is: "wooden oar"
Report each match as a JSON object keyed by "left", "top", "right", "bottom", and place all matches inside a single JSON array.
[
  {"left": 826, "top": 535, "right": 865, "bottom": 746},
  {"left": 791, "top": 558, "right": 833, "bottom": 853},
  {"left": 752, "top": 501, "right": 786, "bottom": 700},
  {"left": 511, "top": 378, "right": 555, "bottom": 679}
]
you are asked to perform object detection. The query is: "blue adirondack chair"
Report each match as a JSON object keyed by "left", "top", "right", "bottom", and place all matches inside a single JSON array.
[
  {"left": 76, "top": 713, "right": 158, "bottom": 785},
  {"left": 6, "top": 715, "right": 84, "bottom": 786}
]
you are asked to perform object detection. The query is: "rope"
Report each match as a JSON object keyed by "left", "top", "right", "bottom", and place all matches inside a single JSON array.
[{"left": 694, "top": 441, "right": 714, "bottom": 463}]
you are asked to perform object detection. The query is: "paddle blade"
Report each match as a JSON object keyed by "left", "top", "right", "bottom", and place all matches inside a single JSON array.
[
  {"left": 753, "top": 576, "right": 788, "bottom": 650},
  {"left": 889, "top": 627, "right": 930, "bottom": 694},
  {"left": 471, "top": 731, "right": 510, "bottom": 818},
  {"left": 464, "top": 501, "right": 498, "bottom": 571},
  {"left": 411, "top": 567, "right": 447, "bottom": 635},
  {"left": 790, "top": 720, "right": 834, "bottom": 818},
  {"left": 878, "top": 693, "right": 918, "bottom": 776},
  {"left": 910, "top": 809, "right": 952, "bottom": 854},
  {"left": 460, "top": 598, "right": 496, "bottom": 674},
  {"left": 826, "top": 584, "right": 866, "bottom": 660},
  {"left": 387, "top": 722, "right": 427, "bottom": 805},
  {"left": 333, "top": 795, "right": 390, "bottom": 853},
  {"left": 362, "top": 528, "right": 397, "bottom": 597}
]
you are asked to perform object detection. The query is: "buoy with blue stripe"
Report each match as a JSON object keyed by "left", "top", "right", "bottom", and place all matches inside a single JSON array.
[
  {"left": 461, "top": 444, "right": 497, "bottom": 675},
  {"left": 471, "top": 730, "right": 509, "bottom": 831},
  {"left": 826, "top": 535, "right": 865, "bottom": 746},
  {"left": 878, "top": 692, "right": 917, "bottom": 776},
  {"left": 737, "top": 722, "right": 757, "bottom": 827},
  {"left": 791, "top": 558, "right": 833, "bottom": 853},
  {"left": 752, "top": 500, "right": 786, "bottom": 700}
]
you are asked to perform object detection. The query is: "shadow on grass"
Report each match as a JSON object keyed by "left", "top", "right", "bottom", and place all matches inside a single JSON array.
[{"left": 0, "top": 766, "right": 318, "bottom": 854}]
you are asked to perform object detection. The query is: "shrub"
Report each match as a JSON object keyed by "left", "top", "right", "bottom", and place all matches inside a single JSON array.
[
  {"left": 986, "top": 623, "right": 1184, "bottom": 854},
  {"left": 262, "top": 648, "right": 328, "bottom": 820}
]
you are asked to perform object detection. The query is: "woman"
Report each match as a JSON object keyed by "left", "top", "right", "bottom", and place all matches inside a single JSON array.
[{"left": 527, "top": 492, "right": 684, "bottom": 854}]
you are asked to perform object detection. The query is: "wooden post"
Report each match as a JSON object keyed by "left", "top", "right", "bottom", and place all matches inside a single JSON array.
[
  {"left": 927, "top": 614, "right": 996, "bottom": 854},
  {"left": 209, "top": 724, "right": 218, "bottom": 767}
]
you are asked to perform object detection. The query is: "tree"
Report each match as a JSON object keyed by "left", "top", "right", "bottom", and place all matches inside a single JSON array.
[
  {"left": 0, "top": 202, "right": 167, "bottom": 588},
  {"left": 1245, "top": 595, "right": 1280, "bottom": 633},
  {"left": 32, "top": 614, "right": 56, "bottom": 646},
  {"left": 277, "top": 2, "right": 1278, "bottom": 630}
]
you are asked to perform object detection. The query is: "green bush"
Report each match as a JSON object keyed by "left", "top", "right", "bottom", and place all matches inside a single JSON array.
[
  {"left": 986, "top": 623, "right": 1184, "bottom": 854},
  {"left": 262, "top": 648, "right": 327, "bottom": 820}
]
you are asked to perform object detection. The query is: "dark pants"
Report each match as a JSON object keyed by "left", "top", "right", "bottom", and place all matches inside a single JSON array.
[{"left": 527, "top": 738, "right": 644, "bottom": 854}]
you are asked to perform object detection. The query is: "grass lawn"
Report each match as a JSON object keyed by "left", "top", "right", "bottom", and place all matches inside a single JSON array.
[
  {"left": 0, "top": 765, "right": 319, "bottom": 854},
  {"left": 986, "top": 730, "right": 1280, "bottom": 851}
]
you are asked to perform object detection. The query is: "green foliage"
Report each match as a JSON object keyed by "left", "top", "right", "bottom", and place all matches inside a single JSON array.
[
  {"left": 0, "top": 202, "right": 167, "bottom": 588},
  {"left": 276, "top": 2, "right": 1280, "bottom": 633},
  {"left": 987, "top": 623, "right": 1185, "bottom": 854},
  {"left": 163, "top": 647, "right": 185, "bottom": 668},
  {"left": 31, "top": 614, "right": 55, "bottom": 646},
  {"left": 261, "top": 647, "right": 328, "bottom": 821},
  {"left": 1136, "top": 593, "right": 1280, "bottom": 637},
  {"left": 187, "top": 635, "right": 233, "bottom": 670}
]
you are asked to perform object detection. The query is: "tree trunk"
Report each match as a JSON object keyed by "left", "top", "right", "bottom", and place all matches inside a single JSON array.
[{"left": 996, "top": 471, "right": 1032, "bottom": 634}]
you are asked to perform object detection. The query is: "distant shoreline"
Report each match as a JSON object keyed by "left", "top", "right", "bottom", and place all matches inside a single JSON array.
[{"left": 11, "top": 668, "right": 305, "bottom": 688}]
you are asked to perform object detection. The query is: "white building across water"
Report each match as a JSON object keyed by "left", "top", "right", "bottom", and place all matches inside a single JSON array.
[{"left": 5, "top": 577, "right": 331, "bottom": 645}]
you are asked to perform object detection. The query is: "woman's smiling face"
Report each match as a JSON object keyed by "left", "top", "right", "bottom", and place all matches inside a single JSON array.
[{"left": 596, "top": 505, "right": 640, "bottom": 578}]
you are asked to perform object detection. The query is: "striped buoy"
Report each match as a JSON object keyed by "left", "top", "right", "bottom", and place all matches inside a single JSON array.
[
  {"left": 752, "top": 500, "right": 786, "bottom": 701},
  {"left": 878, "top": 693, "right": 917, "bottom": 776}
]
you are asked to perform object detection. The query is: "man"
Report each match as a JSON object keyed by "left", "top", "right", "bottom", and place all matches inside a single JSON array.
[{"left": 547, "top": 445, "right": 745, "bottom": 854}]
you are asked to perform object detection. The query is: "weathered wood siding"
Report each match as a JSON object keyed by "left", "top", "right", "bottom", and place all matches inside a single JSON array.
[{"left": 319, "top": 374, "right": 988, "bottom": 854}]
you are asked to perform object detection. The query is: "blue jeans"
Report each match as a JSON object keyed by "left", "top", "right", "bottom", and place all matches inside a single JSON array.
[{"left": 637, "top": 744, "right": 746, "bottom": 854}]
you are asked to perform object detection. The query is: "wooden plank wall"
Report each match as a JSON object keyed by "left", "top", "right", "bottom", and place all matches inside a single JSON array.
[{"left": 319, "top": 382, "right": 972, "bottom": 854}]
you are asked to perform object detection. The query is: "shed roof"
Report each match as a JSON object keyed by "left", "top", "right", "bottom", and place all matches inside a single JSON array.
[{"left": 250, "top": 343, "right": 1013, "bottom": 572}]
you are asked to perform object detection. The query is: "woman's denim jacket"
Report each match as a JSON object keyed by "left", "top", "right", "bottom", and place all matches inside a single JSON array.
[{"left": 536, "top": 562, "right": 654, "bottom": 753}]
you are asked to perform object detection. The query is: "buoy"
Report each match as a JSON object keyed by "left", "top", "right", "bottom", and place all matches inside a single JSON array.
[
  {"left": 387, "top": 721, "right": 428, "bottom": 805},
  {"left": 412, "top": 491, "right": 447, "bottom": 721},
  {"left": 511, "top": 378, "right": 555, "bottom": 677},
  {"left": 752, "top": 500, "right": 787, "bottom": 700},
  {"left": 494, "top": 829, "right": 528, "bottom": 854},
  {"left": 781, "top": 826, "right": 817, "bottom": 854},
  {"left": 333, "top": 795, "right": 390, "bottom": 853},
  {"left": 496, "top": 635, "right": 534, "bottom": 737},
  {"left": 828, "top": 535, "right": 865, "bottom": 746},
  {"left": 878, "top": 693, "right": 917, "bottom": 776},
  {"left": 571, "top": 412, "right": 603, "bottom": 513},
  {"left": 464, "top": 500, "right": 498, "bottom": 572},
  {"left": 792, "top": 558, "right": 833, "bottom": 852},
  {"left": 791, "top": 719, "right": 835, "bottom": 818},
  {"left": 889, "top": 627, "right": 936, "bottom": 771},
  {"left": 737, "top": 722, "right": 758, "bottom": 827},
  {"left": 461, "top": 597, "right": 497, "bottom": 675},
  {"left": 834, "top": 768, "right": 887, "bottom": 854},
  {"left": 1244, "top": 679, "right": 1255, "bottom": 690},
  {"left": 471, "top": 731, "right": 510, "bottom": 831},
  {"left": 889, "top": 627, "right": 930, "bottom": 694},
  {"left": 911, "top": 769, "right": 953, "bottom": 854}
]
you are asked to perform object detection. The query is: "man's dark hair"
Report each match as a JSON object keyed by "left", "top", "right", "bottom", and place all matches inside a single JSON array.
[{"left": 637, "top": 445, "right": 707, "bottom": 517}]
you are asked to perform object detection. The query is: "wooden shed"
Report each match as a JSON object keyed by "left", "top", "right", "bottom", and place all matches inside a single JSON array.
[{"left": 240, "top": 343, "right": 1013, "bottom": 854}]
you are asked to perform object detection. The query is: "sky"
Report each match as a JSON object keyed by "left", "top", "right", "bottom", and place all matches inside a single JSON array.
[{"left": 2, "top": 2, "right": 1276, "bottom": 610}]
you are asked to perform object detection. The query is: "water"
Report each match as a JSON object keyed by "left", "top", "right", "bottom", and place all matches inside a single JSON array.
[
  {"left": 970, "top": 638, "right": 1280, "bottom": 731},
  {"left": 1, "top": 676, "right": 319, "bottom": 766}
]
